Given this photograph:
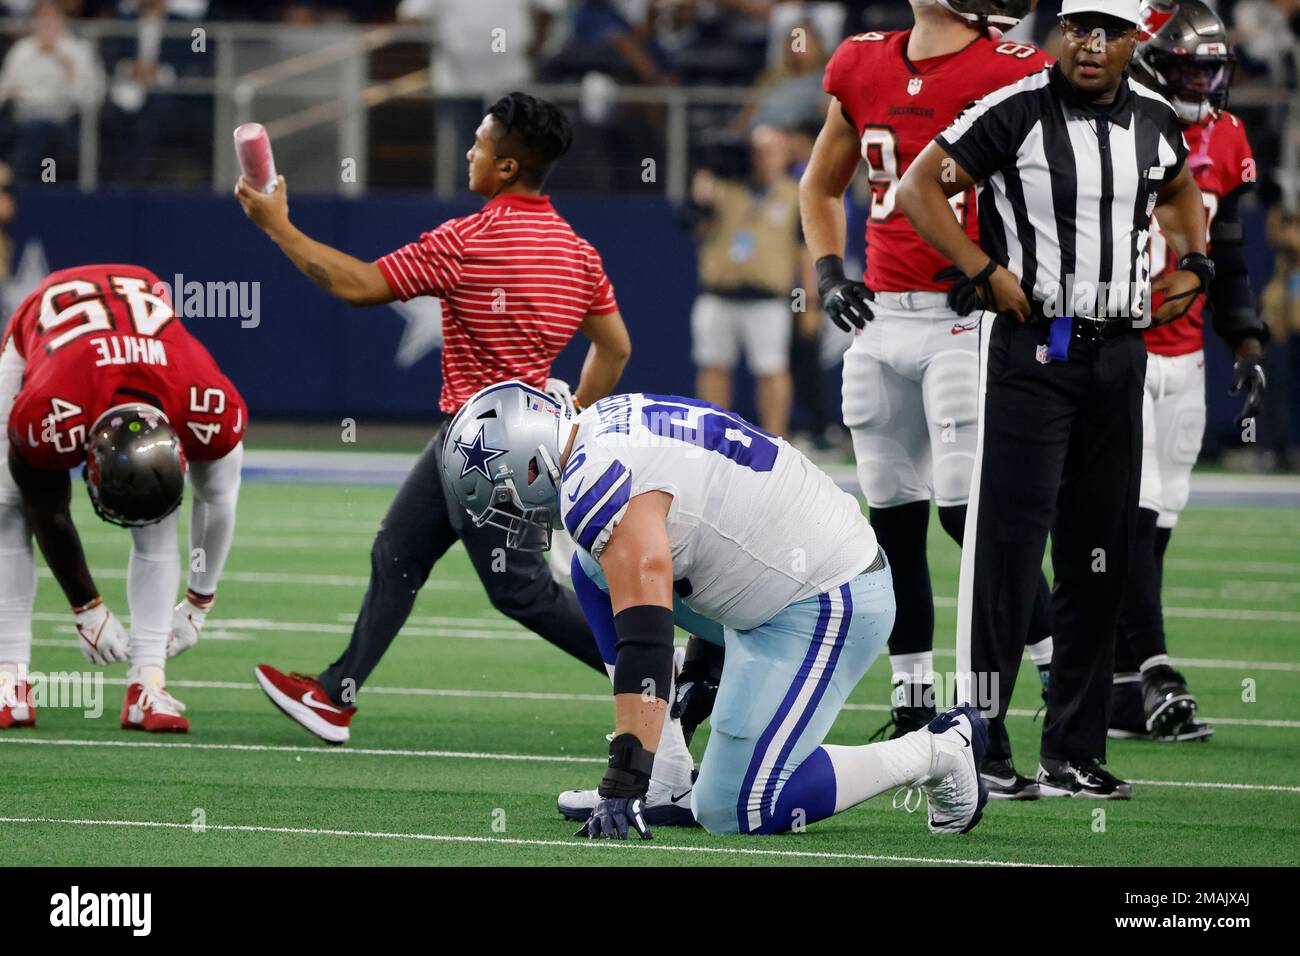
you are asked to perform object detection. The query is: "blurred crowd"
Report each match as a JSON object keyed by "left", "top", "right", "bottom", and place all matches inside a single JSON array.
[{"left": 0, "top": 0, "right": 1296, "bottom": 465}]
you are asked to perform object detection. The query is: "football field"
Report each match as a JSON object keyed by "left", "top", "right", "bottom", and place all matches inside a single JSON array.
[{"left": 4, "top": 478, "right": 1299, "bottom": 868}]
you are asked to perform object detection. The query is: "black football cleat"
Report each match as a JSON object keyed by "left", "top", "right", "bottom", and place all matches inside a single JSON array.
[
  {"left": 870, "top": 682, "right": 937, "bottom": 741},
  {"left": 1142, "top": 665, "right": 1197, "bottom": 738},
  {"left": 980, "top": 757, "right": 1040, "bottom": 799},
  {"left": 1036, "top": 757, "right": 1133, "bottom": 799},
  {"left": 1108, "top": 673, "right": 1149, "bottom": 740}
]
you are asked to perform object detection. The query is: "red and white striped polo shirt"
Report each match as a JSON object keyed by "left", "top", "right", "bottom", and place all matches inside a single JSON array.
[{"left": 376, "top": 193, "right": 619, "bottom": 414}]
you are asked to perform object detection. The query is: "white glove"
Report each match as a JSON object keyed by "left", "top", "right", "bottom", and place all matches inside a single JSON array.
[
  {"left": 167, "top": 592, "right": 213, "bottom": 658},
  {"left": 544, "top": 377, "right": 579, "bottom": 415},
  {"left": 73, "top": 599, "right": 130, "bottom": 666}
]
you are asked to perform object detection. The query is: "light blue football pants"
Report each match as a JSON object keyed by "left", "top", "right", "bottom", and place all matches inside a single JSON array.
[{"left": 693, "top": 563, "right": 895, "bottom": 834}]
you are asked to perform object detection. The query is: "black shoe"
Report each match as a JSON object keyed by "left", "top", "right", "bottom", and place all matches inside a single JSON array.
[
  {"left": 1153, "top": 717, "right": 1215, "bottom": 742},
  {"left": 1036, "top": 757, "right": 1133, "bottom": 799},
  {"left": 870, "top": 682, "right": 936, "bottom": 741},
  {"left": 1107, "top": 673, "right": 1149, "bottom": 739},
  {"left": 869, "top": 704, "right": 937, "bottom": 741},
  {"left": 980, "top": 757, "right": 1040, "bottom": 800},
  {"left": 1142, "top": 665, "right": 1197, "bottom": 737}
]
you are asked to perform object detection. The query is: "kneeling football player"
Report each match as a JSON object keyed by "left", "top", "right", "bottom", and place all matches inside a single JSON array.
[
  {"left": 0, "top": 263, "right": 246, "bottom": 732},
  {"left": 445, "top": 382, "right": 988, "bottom": 837}
]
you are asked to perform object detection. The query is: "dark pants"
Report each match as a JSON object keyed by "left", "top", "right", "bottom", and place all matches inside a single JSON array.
[
  {"left": 962, "top": 314, "right": 1145, "bottom": 762},
  {"left": 318, "top": 424, "right": 605, "bottom": 704}
]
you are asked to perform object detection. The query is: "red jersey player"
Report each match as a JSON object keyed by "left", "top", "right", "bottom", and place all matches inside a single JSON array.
[
  {"left": 1110, "top": 0, "right": 1268, "bottom": 741},
  {"left": 0, "top": 262, "right": 247, "bottom": 732},
  {"left": 800, "top": 0, "right": 1056, "bottom": 797}
]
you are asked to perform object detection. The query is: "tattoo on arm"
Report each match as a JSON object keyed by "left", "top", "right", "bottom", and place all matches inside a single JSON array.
[{"left": 305, "top": 262, "right": 332, "bottom": 292}]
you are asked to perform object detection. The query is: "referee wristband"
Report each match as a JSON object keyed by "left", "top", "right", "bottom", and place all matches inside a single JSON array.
[
  {"left": 1177, "top": 252, "right": 1215, "bottom": 292},
  {"left": 612, "top": 604, "right": 675, "bottom": 701},
  {"left": 968, "top": 258, "right": 998, "bottom": 284}
]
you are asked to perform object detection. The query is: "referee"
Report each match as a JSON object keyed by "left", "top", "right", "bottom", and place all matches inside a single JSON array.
[
  {"left": 897, "top": 0, "right": 1212, "bottom": 798},
  {"left": 236, "top": 92, "right": 632, "bottom": 743}
]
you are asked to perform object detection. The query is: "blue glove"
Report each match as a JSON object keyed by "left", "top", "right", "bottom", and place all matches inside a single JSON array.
[{"left": 575, "top": 796, "right": 652, "bottom": 840}]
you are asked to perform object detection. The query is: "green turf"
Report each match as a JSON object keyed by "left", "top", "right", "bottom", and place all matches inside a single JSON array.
[{"left": 3, "top": 482, "right": 1298, "bottom": 867}]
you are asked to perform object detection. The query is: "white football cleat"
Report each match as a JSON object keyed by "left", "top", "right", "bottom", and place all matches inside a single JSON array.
[{"left": 908, "top": 704, "right": 989, "bottom": 835}]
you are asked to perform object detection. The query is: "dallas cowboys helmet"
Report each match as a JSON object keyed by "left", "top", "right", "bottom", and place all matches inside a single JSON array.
[
  {"left": 83, "top": 402, "right": 186, "bottom": 527},
  {"left": 442, "top": 381, "right": 574, "bottom": 551}
]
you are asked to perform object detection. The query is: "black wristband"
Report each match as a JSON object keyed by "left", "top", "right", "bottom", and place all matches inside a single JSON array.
[
  {"left": 815, "top": 254, "right": 847, "bottom": 297},
  {"left": 598, "top": 732, "right": 655, "bottom": 799},
  {"left": 1177, "top": 252, "right": 1215, "bottom": 291},
  {"left": 612, "top": 604, "right": 675, "bottom": 701},
  {"left": 969, "top": 258, "right": 998, "bottom": 284}
]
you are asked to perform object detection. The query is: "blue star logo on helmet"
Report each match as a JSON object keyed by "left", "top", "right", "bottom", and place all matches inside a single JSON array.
[{"left": 454, "top": 426, "right": 508, "bottom": 481}]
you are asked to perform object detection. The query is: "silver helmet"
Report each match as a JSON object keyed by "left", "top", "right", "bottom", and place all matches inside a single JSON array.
[{"left": 442, "top": 381, "right": 573, "bottom": 551}]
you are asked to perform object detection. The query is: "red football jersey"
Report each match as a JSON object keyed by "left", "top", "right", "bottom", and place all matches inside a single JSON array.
[
  {"left": 823, "top": 30, "right": 1052, "bottom": 293},
  {"left": 1144, "top": 111, "right": 1253, "bottom": 356},
  {"left": 3, "top": 263, "right": 247, "bottom": 470}
]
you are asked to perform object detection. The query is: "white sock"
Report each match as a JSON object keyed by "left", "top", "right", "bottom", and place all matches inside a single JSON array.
[
  {"left": 128, "top": 663, "right": 165, "bottom": 688},
  {"left": 822, "top": 731, "right": 934, "bottom": 813},
  {"left": 889, "top": 651, "right": 934, "bottom": 687},
  {"left": 1027, "top": 635, "right": 1053, "bottom": 667},
  {"left": 0, "top": 503, "right": 35, "bottom": 677},
  {"left": 1140, "top": 654, "right": 1172, "bottom": 673},
  {"left": 0, "top": 660, "right": 26, "bottom": 684},
  {"left": 127, "top": 513, "right": 180, "bottom": 673}
]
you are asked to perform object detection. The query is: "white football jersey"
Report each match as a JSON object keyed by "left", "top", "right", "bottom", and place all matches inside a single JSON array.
[{"left": 559, "top": 394, "right": 879, "bottom": 630}]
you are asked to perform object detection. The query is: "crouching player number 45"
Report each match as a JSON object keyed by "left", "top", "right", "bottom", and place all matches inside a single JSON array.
[
  {"left": 0, "top": 263, "right": 245, "bottom": 732},
  {"left": 444, "top": 381, "right": 989, "bottom": 838}
]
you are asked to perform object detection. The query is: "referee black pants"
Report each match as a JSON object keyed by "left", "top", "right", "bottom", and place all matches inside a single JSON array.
[
  {"left": 318, "top": 423, "right": 605, "bottom": 705},
  {"left": 958, "top": 314, "right": 1145, "bottom": 763}
]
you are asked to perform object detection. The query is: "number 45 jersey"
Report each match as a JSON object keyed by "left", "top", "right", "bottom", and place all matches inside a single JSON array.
[
  {"left": 3, "top": 263, "right": 247, "bottom": 470},
  {"left": 560, "top": 394, "right": 879, "bottom": 631},
  {"left": 824, "top": 30, "right": 1052, "bottom": 294}
]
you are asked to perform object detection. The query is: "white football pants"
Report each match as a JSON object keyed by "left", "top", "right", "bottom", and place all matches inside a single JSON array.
[
  {"left": 1138, "top": 350, "right": 1206, "bottom": 528},
  {"left": 841, "top": 292, "right": 981, "bottom": 508}
]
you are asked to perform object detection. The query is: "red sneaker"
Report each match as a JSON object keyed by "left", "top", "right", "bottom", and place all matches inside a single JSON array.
[
  {"left": 0, "top": 677, "right": 35, "bottom": 729},
  {"left": 121, "top": 682, "right": 190, "bottom": 733},
  {"left": 254, "top": 665, "right": 355, "bottom": 744}
]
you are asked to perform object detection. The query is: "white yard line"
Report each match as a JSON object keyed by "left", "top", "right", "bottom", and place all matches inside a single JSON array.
[
  {"left": 3, "top": 738, "right": 1297, "bottom": 793},
  {"left": 14, "top": 671, "right": 1300, "bottom": 727},
  {"left": 34, "top": 568, "right": 472, "bottom": 590},
  {"left": 0, "top": 816, "right": 1051, "bottom": 867}
]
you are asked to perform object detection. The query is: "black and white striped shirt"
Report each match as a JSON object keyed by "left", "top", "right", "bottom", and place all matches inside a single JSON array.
[{"left": 937, "top": 64, "right": 1188, "bottom": 322}]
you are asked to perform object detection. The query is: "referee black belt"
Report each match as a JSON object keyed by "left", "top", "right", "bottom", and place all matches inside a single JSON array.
[{"left": 1023, "top": 306, "right": 1135, "bottom": 343}]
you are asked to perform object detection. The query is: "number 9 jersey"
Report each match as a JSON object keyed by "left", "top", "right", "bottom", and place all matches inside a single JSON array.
[
  {"left": 2, "top": 263, "right": 247, "bottom": 470},
  {"left": 824, "top": 30, "right": 1052, "bottom": 293},
  {"left": 559, "top": 394, "right": 879, "bottom": 631}
]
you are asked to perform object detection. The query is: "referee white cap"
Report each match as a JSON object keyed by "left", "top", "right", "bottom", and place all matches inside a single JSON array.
[{"left": 1059, "top": 0, "right": 1141, "bottom": 23}]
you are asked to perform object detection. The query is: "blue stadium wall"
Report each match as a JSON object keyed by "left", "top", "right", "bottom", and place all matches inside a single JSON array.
[{"left": 9, "top": 188, "right": 1280, "bottom": 444}]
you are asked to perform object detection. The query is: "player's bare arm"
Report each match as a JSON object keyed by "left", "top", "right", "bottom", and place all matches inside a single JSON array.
[
  {"left": 799, "top": 96, "right": 874, "bottom": 331},
  {"left": 898, "top": 142, "right": 1030, "bottom": 320},
  {"left": 600, "top": 490, "right": 674, "bottom": 749},
  {"left": 575, "top": 489, "right": 674, "bottom": 839},
  {"left": 8, "top": 446, "right": 96, "bottom": 608},
  {"left": 234, "top": 174, "right": 394, "bottom": 307},
  {"left": 798, "top": 96, "right": 859, "bottom": 260},
  {"left": 1150, "top": 164, "right": 1211, "bottom": 326},
  {"left": 573, "top": 310, "right": 632, "bottom": 409}
]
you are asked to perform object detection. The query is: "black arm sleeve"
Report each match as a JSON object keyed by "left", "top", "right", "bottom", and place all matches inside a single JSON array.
[
  {"left": 1208, "top": 185, "right": 1270, "bottom": 350},
  {"left": 8, "top": 446, "right": 97, "bottom": 606}
]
